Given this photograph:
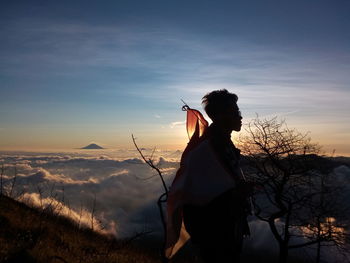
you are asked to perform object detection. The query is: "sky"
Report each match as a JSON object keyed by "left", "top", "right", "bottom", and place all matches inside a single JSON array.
[{"left": 1, "top": 0, "right": 350, "bottom": 155}]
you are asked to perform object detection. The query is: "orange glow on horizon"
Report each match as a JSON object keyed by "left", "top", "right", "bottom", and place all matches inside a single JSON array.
[{"left": 301, "top": 217, "right": 346, "bottom": 244}]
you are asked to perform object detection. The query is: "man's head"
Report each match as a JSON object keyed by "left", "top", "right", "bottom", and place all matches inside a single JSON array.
[{"left": 202, "top": 89, "right": 242, "bottom": 132}]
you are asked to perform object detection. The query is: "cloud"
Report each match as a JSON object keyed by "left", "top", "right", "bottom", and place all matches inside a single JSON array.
[
  {"left": 169, "top": 121, "right": 186, "bottom": 128},
  {"left": 333, "top": 165, "right": 350, "bottom": 183},
  {"left": 6, "top": 18, "right": 348, "bottom": 91},
  {"left": 20, "top": 192, "right": 114, "bottom": 235},
  {"left": 1, "top": 18, "right": 349, "bottom": 155},
  {"left": 1, "top": 151, "right": 349, "bottom": 262},
  {"left": 1, "top": 152, "right": 177, "bottom": 237}
]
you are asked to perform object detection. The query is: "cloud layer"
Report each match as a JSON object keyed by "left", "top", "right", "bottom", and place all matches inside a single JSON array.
[
  {"left": 1, "top": 150, "right": 349, "bottom": 261},
  {"left": 1, "top": 150, "right": 180, "bottom": 237}
]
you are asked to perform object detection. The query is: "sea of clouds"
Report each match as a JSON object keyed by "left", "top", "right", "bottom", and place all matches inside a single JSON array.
[
  {"left": 0, "top": 149, "right": 182, "bottom": 237},
  {"left": 1, "top": 149, "right": 349, "bottom": 262}
]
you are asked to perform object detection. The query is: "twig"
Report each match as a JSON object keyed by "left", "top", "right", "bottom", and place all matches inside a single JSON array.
[
  {"left": 131, "top": 134, "right": 169, "bottom": 263},
  {"left": 131, "top": 134, "right": 168, "bottom": 195},
  {"left": 9, "top": 165, "right": 17, "bottom": 198}
]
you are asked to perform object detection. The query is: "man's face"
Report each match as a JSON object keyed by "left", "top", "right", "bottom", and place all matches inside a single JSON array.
[{"left": 216, "top": 103, "right": 242, "bottom": 132}]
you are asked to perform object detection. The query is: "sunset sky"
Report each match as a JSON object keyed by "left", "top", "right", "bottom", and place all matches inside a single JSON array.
[{"left": 1, "top": 0, "right": 349, "bottom": 155}]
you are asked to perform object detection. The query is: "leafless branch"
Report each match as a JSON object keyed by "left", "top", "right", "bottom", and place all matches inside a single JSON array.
[
  {"left": 239, "top": 116, "right": 348, "bottom": 263},
  {"left": 131, "top": 134, "right": 168, "bottom": 194},
  {"left": 131, "top": 134, "right": 169, "bottom": 263}
]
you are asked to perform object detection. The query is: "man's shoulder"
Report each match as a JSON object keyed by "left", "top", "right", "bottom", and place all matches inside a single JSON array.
[{"left": 186, "top": 138, "right": 212, "bottom": 159}]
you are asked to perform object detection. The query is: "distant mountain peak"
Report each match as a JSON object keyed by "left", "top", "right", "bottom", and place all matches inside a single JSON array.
[{"left": 81, "top": 143, "right": 104, "bottom": 149}]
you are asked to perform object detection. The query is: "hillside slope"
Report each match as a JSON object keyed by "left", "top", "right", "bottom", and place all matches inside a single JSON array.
[
  {"left": 0, "top": 195, "right": 159, "bottom": 263},
  {"left": 0, "top": 195, "right": 317, "bottom": 263}
]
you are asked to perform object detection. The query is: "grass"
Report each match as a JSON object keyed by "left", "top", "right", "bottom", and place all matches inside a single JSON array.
[
  {"left": 0, "top": 194, "right": 315, "bottom": 263},
  {"left": 0, "top": 194, "right": 161, "bottom": 263}
]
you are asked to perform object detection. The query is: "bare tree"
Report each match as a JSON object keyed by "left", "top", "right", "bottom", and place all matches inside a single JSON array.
[
  {"left": 239, "top": 116, "right": 349, "bottom": 263},
  {"left": 296, "top": 171, "right": 349, "bottom": 263},
  {"left": 132, "top": 134, "right": 169, "bottom": 263}
]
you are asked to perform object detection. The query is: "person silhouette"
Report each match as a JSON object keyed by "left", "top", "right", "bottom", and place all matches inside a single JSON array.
[{"left": 166, "top": 89, "right": 253, "bottom": 263}]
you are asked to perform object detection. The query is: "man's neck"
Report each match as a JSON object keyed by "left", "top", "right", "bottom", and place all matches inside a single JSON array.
[{"left": 211, "top": 123, "right": 232, "bottom": 138}]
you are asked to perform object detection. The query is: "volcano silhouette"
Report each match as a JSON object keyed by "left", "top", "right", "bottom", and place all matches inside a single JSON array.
[{"left": 81, "top": 143, "right": 104, "bottom": 149}]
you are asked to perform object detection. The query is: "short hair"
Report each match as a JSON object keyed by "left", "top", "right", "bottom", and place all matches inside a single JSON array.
[{"left": 202, "top": 89, "right": 238, "bottom": 120}]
